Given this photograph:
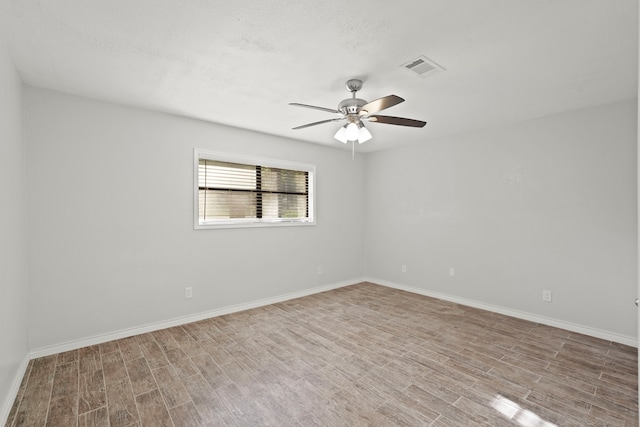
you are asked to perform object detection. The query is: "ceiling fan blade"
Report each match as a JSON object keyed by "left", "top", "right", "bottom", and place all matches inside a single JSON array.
[
  {"left": 292, "top": 117, "right": 344, "bottom": 130},
  {"left": 289, "top": 103, "right": 340, "bottom": 114},
  {"left": 367, "top": 115, "right": 427, "bottom": 128},
  {"left": 359, "top": 95, "right": 404, "bottom": 115}
]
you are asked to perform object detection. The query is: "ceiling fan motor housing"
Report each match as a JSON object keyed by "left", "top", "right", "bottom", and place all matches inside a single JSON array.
[{"left": 338, "top": 98, "right": 367, "bottom": 115}]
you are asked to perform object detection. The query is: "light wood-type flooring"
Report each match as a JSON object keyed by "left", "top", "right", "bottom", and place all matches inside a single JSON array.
[{"left": 5, "top": 282, "right": 638, "bottom": 426}]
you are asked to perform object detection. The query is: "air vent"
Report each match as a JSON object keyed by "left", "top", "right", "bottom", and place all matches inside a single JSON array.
[{"left": 401, "top": 55, "right": 444, "bottom": 79}]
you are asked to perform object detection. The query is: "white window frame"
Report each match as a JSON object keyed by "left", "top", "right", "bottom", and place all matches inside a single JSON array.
[{"left": 194, "top": 149, "right": 316, "bottom": 229}]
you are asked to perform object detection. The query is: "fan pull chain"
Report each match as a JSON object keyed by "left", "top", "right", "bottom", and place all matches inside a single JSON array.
[{"left": 352, "top": 140, "right": 355, "bottom": 160}]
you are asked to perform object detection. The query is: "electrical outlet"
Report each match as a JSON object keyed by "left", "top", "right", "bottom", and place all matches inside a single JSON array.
[
  {"left": 542, "top": 290, "right": 552, "bottom": 303},
  {"left": 185, "top": 287, "right": 193, "bottom": 299},
  {"left": 317, "top": 266, "right": 323, "bottom": 275},
  {"left": 401, "top": 265, "right": 407, "bottom": 273}
]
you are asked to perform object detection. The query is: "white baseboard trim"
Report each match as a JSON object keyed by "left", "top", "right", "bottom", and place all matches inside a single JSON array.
[
  {"left": 29, "top": 278, "right": 364, "bottom": 359},
  {"left": 0, "top": 354, "right": 30, "bottom": 427},
  {"left": 366, "top": 277, "right": 637, "bottom": 347},
  {"left": 27, "top": 276, "right": 637, "bottom": 358}
]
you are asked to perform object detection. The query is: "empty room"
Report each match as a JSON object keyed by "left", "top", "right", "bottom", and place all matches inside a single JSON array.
[{"left": 1, "top": 1, "right": 638, "bottom": 426}]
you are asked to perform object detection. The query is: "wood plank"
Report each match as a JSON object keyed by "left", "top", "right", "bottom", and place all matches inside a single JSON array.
[
  {"left": 5, "top": 283, "right": 638, "bottom": 426},
  {"left": 105, "top": 377, "right": 139, "bottom": 427}
]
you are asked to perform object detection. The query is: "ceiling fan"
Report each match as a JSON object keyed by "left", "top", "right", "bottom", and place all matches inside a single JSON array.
[{"left": 290, "top": 79, "right": 426, "bottom": 145}]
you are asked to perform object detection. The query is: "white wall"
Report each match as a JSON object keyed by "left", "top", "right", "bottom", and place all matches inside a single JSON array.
[
  {"left": 365, "top": 100, "right": 638, "bottom": 342},
  {"left": 0, "top": 43, "right": 28, "bottom": 421},
  {"left": 20, "top": 86, "right": 639, "bottom": 351},
  {"left": 25, "top": 87, "right": 365, "bottom": 350}
]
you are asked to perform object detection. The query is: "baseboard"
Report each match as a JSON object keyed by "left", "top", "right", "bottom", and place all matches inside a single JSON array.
[
  {"left": 29, "top": 278, "right": 364, "bottom": 359},
  {"left": 366, "top": 277, "right": 638, "bottom": 348},
  {"left": 28, "top": 275, "right": 637, "bottom": 358},
  {"left": 0, "top": 354, "right": 30, "bottom": 427}
]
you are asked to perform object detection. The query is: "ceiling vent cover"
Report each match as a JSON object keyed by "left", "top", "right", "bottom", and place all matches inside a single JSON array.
[{"left": 401, "top": 55, "right": 444, "bottom": 79}]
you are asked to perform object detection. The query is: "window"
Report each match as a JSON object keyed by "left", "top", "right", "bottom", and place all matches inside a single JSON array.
[{"left": 194, "top": 149, "right": 315, "bottom": 229}]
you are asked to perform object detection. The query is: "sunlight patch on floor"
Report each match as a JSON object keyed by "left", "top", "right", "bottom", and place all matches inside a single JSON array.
[{"left": 491, "top": 395, "right": 557, "bottom": 427}]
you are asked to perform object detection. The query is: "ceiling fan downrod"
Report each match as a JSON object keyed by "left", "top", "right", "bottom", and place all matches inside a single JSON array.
[{"left": 339, "top": 79, "right": 367, "bottom": 115}]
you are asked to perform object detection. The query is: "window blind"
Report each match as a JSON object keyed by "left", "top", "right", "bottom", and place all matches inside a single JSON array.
[{"left": 198, "top": 159, "right": 311, "bottom": 224}]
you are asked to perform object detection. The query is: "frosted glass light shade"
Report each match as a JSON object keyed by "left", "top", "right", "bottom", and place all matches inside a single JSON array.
[
  {"left": 334, "top": 121, "right": 373, "bottom": 144},
  {"left": 345, "top": 122, "right": 359, "bottom": 141},
  {"left": 334, "top": 126, "right": 348, "bottom": 143},
  {"left": 358, "top": 125, "right": 372, "bottom": 143}
]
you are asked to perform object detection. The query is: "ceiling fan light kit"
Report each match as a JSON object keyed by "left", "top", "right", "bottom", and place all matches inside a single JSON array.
[
  {"left": 290, "top": 79, "right": 426, "bottom": 147},
  {"left": 333, "top": 122, "right": 371, "bottom": 144}
]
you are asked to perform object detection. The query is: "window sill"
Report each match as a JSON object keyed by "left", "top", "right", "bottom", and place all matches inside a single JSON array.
[{"left": 195, "top": 219, "right": 316, "bottom": 230}]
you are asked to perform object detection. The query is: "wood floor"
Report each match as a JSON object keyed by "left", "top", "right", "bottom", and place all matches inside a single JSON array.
[{"left": 5, "top": 282, "right": 638, "bottom": 426}]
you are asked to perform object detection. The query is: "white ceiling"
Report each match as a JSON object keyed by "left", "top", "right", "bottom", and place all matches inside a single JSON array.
[{"left": 1, "top": 0, "right": 637, "bottom": 152}]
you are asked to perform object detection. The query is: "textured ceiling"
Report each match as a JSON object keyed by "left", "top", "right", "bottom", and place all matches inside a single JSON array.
[{"left": 1, "top": 0, "right": 637, "bottom": 152}]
